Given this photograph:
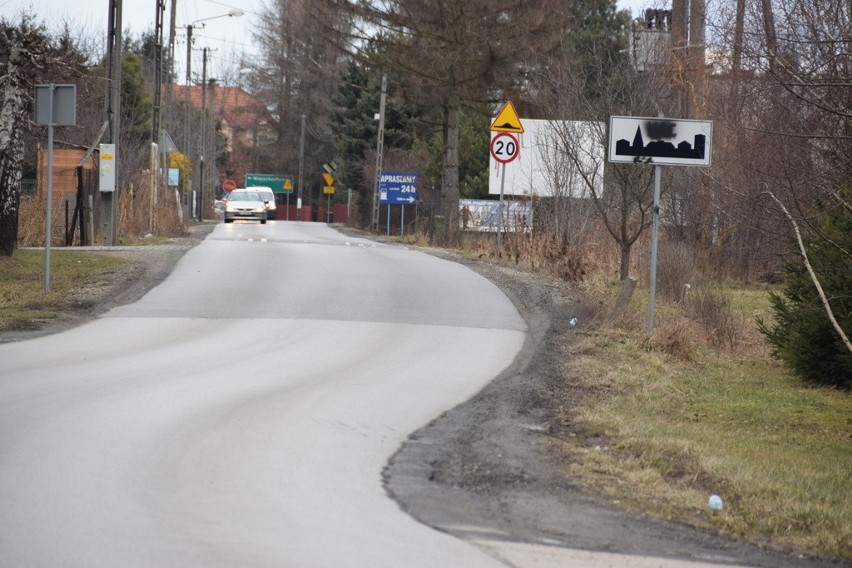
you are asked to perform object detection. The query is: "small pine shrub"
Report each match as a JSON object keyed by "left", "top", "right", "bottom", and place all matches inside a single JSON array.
[{"left": 757, "top": 197, "right": 852, "bottom": 389}]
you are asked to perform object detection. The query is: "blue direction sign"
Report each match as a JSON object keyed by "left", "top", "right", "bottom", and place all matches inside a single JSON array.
[{"left": 379, "top": 172, "right": 418, "bottom": 204}]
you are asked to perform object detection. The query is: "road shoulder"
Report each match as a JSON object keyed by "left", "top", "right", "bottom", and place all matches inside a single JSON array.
[{"left": 383, "top": 250, "right": 840, "bottom": 568}]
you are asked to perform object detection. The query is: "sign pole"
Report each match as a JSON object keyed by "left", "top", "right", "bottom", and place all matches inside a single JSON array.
[
  {"left": 401, "top": 205, "right": 405, "bottom": 237},
  {"left": 35, "top": 83, "right": 76, "bottom": 290},
  {"left": 378, "top": 171, "right": 418, "bottom": 231},
  {"left": 647, "top": 163, "right": 662, "bottom": 335},
  {"left": 607, "top": 114, "right": 712, "bottom": 337},
  {"left": 497, "top": 164, "right": 506, "bottom": 254},
  {"left": 489, "top": 120, "right": 522, "bottom": 256},
  {"left": 44, "top": 85, "right": 55, "bottom": 291}
]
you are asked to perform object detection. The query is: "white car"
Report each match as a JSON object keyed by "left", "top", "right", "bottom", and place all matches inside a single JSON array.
[
  {"left": 231, "top": 187, "right": 277, "bottom": 219},
  {"left": 223, "top": 190, "right": 267, "bottom": 224}
]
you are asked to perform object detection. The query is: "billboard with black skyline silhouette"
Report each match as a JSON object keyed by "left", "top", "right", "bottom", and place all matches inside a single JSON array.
[{"left": 608, "top": 116, "right": 712, "bottom": 167}]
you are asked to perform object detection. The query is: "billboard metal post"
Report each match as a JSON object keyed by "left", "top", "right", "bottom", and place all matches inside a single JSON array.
[
  {"left": 647, "top": 164, "right": 662, "bottom": 335},
  {"left": 34, "top": 84, "right": 76, "bottom": 291},
  {"left": 44, "top": 90, "right": 55, "bottom": 291}
]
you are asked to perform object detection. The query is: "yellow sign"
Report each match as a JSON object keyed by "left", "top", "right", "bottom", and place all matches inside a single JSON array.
[
  {"left": 323, "top": 185, "right": 335, "bottom": 194},
  {"left": 489, "top": 101, "right": 524, "bottom": 133},
  {"left": 322, "top": 172, "right": 335, "bottom": 186},
  {"left": 284, "top": 179, "right": 293, "bottom": 190},
  {"left": 102, "top": 153, "right": 114, "bottom": 160}
]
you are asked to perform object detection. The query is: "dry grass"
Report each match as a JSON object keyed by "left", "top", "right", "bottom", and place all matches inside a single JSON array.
[
  {"left": 17, "top": 182, "right": 187, "bottom": 248},
  {"left": 117, "top": 182, "right": 188, "bottom": 241},
  {"left": 559, "top": 283, "right": 851, "bottom": 561},
  {"left": 685, "top": 285, "right": 746, "bottom": 351},
  {"left": 445, "top": 227, "right": 851, "bottom": 561},
  {"left": 0, "top": 249, "right": 126, "bottom": 331}
]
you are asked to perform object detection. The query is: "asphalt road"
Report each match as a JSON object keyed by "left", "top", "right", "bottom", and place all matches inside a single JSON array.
[
  {"left": 0, "top": 222, "right": 529, "bottom": 567},
  {"left": 0, "top": 222, "right": 776, "bottom": 568}
]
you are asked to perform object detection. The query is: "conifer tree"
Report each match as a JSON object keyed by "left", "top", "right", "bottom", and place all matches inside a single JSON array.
[{"left": 759, "top": 194, "right": 852, "bottom": 388}]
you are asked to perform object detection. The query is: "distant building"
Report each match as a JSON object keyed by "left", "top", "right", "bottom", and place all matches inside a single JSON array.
[
  {"left": 171, "top": 85, "right": 275, "bottom": 152},
  {"left": 629, "top": 9, "right": 672, "bottom": 71}
]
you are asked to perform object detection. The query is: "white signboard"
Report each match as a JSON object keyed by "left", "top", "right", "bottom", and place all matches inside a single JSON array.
[
  {"left": 99, "top": 143, "right": 116, "bottom": 193},
  {"left": 608, "top": 116, "right": 712, "bottom": 167},
  {"left": 489, "top": 119, "right": 604, "bottom": 198}
]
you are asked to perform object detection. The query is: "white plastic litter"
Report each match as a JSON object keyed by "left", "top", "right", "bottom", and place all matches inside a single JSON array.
[{"left": 708, "top": 494, "right": 724, "bottom": 511}]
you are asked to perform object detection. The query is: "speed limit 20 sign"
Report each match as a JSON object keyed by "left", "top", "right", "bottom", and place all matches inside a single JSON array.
[{"left": 490, "top": 132, "right": 519, "bottom": 163}]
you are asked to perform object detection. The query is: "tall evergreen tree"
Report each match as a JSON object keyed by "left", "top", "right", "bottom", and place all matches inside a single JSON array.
[
  {"left": 316, "top": 0, "right": 567, "bottom": 242},
  {"left": 566, "top": 0, "right": 630, "bottom": 104},
  {"left": 331, "top": 62, "right": 381, "bottom": 226},
  {"left": 330, "top": 60, "right": 429, "bottom": 227}
]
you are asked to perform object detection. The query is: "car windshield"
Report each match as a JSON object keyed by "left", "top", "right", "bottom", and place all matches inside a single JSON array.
[{"left": 230, "top": 192, "right": 261, "bottom": 202}]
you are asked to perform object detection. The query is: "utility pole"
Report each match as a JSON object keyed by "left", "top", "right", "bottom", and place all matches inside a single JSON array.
[
  {"left": 152, "top": 0, "right": 165, "bottom": 145},
  {"left": 103, "top": 0, "right": 122, "bottom": 245},
  {"left": 297, "top": 113, "right": 306, "bottom": 219},
  {"left": 165, "top": 0, "right": 177, "bottom": 133},
  {"left": 671, "top": 0, "right": 706, "bottom": 117},
  {"left": 198, "top": 47, "right": 208, "bottom": 221},
  {"left": 371, "top": 73, "right": 387, "bottom": 231},
  {"left": 185, "top": 23, "right": 193, "bottom": 157}
]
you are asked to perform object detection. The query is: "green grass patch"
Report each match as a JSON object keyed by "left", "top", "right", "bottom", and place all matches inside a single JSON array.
[
  {"left": 563, "top": 327, "right": 852, "bottom": 560},
  {"left": 0, "top": 250, "right": 127, "bottom": 332}
]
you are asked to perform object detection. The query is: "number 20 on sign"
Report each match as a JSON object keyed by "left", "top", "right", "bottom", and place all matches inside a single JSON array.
[{"left": 490, "top": 132, "right": 519, "bottom": 164}]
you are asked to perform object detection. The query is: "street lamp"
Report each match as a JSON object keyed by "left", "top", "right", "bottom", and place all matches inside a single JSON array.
[
  {"left": 184, "top": 9, "right": 244, "bottom": 221},
  {"left": 185, "top": 10, "right": 244, "bottom": 86}
]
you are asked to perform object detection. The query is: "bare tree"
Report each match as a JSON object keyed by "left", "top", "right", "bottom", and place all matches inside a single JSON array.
[
  {"left": 249, "top": 0, "right": 345, "bottom": 204},
  {"left": 0, "top": 16, "right": 88, "bottom": 255},
  {"left": 531, "top": 27, "right": 673, "bottom": 281},
  {"left": 704, "top": 0, "right": 852, "bottom": 363},
  {"left": 532, "top": 124, "right": 597, "bottom": 242}
]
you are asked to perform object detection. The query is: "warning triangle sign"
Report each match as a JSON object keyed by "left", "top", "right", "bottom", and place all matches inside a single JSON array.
[{"left": 490, "top": 101, "right": 524, "bottom": 133}]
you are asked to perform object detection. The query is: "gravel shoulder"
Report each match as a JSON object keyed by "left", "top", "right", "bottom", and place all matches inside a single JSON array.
[
  {"left": 385, "top": 247, "right": 844, "bottom": 568},
  {"left": 6, "top": 223, "right": 843, "bottom": 567}
]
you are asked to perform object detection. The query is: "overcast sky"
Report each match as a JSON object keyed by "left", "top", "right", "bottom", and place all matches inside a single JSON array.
[{"left": 7, "top": 0, "right": 656, "bottom": 86}]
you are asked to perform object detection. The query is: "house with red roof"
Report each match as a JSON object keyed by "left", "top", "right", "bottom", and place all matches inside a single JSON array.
[{"left": 171, "top": 84, "right": 276, "bottom": 153}]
